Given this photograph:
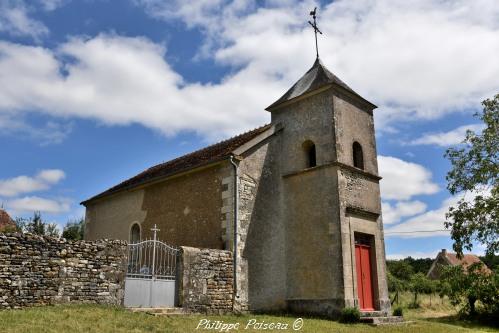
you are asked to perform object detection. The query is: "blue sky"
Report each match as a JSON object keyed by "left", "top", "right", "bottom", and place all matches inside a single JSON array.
[{"left": 1, "top": 0, "right": 498, "bottom": 259}]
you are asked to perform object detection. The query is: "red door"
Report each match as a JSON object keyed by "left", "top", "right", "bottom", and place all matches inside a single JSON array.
[{"left": 355, "top": 244, "right": 374, "bottom": 311}]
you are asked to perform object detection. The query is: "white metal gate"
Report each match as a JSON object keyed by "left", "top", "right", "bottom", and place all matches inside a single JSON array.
[{"left": 124, "top": 225, "right": 179, "bottom": 307}]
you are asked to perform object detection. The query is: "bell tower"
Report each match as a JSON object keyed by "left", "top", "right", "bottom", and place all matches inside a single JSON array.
[{"left": 265, "top": 57, "right": 390, "bottom": 315}]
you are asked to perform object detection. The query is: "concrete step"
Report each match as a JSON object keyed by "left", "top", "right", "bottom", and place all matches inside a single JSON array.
[
  {"left": 128, "top": 307, "right": 188, "bottom": 316},
  {"left": 360, "top": 311, "right": 385, "bottom": 318},
  {"left": 360, "top": 316, "right": 405, "bottom": 326}
]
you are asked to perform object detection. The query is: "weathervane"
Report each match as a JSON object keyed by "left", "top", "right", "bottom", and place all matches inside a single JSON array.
[{"left": 308, "top": 7, "right": 323, "bottom": 59}]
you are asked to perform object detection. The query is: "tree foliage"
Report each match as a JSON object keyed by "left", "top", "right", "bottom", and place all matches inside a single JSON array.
[
  {"left": 439, "top": 263, "right": 498, "bottom": 318},
  {"left": 386, "top": 260, "right": 414, "bottom": 280},
  {"left": 62, "top": 218, "right": 85, "bottom": 240},
  {"left": 444, "top": 94, "right": 499, "bottom": 256},
  {"left": 15, "top": 212, "right": 60, "bottom": 237},
  {"left": 408, "top": 273, "right": 434, "bottom": 306}
]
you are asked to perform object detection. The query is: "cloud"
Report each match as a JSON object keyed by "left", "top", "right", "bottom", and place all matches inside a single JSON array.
[
  {"left": 384, "top": 196, "right": 458, "bottom": 238},
  {"left": 38, "top": 0, "right": 68, "bottom": 11},
  {"left": 408, "top": 124, "right": 485, "bottom": 147},
  {"left": 0, "top": 35, "right": 272, "bottom": 140},
  {"left": 382, "top": 200, "right": 427, "bottom": 225},
  {"left": 5, "top": 196, "right": 71, "bottom": 214},
  {"left": 378, "top": 156, "right": 439, "bottom": 200},
  {"left": 1, "top": 1, "right": 498, "bottom": 140},
  {"left": 0, "top": 114, "right": 72, "bottom": 145},
  {"left": 0, "top": 1, "right": 49, "bottom": 40},
  {"left": 135, "top": 0, "right": 499, "bottom": 129},
  {"left": 0, "top": 169, "right": 65, "bottom": 197}
]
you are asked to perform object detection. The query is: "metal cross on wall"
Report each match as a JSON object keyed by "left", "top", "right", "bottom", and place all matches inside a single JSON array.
[{"left": 308, "top": 7, "right": 323, "bottom": 59}]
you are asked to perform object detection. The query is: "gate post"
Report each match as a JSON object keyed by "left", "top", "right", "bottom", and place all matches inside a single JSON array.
[{"left": 149, "top": 224, "right": 160, "bottom": 306}]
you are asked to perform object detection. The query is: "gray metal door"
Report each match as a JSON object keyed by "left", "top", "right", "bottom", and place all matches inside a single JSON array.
[{"left": 124, "top": 225, "right": 179, "bottom": 307}]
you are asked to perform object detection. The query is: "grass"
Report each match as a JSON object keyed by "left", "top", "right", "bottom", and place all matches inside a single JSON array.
[{"left": 0, "top": 304, "right": 498, "bottom": 333}]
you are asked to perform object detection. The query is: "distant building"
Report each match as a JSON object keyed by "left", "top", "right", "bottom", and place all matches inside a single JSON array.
[
  {"left": 0, "top": 209, "right": 16, "bottom": 232},
  {"left": 427, "top": 249, "right": 492, "bottom": 280}
]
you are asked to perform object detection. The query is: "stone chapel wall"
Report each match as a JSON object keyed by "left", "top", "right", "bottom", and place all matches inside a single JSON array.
[{"left": 85, "top": 164, "right": 226, "bottom": 250}]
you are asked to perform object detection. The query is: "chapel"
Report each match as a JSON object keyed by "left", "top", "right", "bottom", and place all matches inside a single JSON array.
[{"left": 82, "top": 57, "right": 390, "bottom": 315}]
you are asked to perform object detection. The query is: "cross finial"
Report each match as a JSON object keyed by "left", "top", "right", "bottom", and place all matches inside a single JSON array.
[
  {"left": 308, "top": 7, "right": 323, "bottom": 59},
  {"left": 151, "top": 224, "right": 160, "bottom": 241}
]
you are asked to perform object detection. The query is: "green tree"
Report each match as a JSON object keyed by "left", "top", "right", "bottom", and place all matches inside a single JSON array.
[
  {"left": 62, "top": 218, "right": 85, "bottom": 240},
  {"left": 409, "top": 273, "right": 433, "bottom": 307},
  {"left": 403, "top": 257, "right": 434, "bottom": 274},
  {"left": 386, "top": 260, "right": 414, "bottom": 280},
  {"left": 439, "top": 263, "right": 496, "bottom": 316},
  {"left": 444, "top": 94, "right": 499, "bottom": 256},
  {"left": 387, "top": 272, "right": 407, "bottom": 305},
  {"left": 15, "top": 212, "right": 59, "bottom": 237}
]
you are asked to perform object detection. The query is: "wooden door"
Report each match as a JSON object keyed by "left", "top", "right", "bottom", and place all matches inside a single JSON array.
[{"left": 355, "top": 244, "right": 374, "bottom": 311}]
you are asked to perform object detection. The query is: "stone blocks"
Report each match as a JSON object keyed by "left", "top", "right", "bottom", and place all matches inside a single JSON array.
[{"left": 0, "top": 233, "right": 127, "bottom": 309}]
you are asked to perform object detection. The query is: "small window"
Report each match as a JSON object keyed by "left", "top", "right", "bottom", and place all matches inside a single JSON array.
[
  {"left": 130, "top": 223, "right": 141, "bottom": 243},
  {"left": 353, "top": 141, "right": 364, "bottom": 170},
  {"left": 302, "top": 140, "right": 317, "bottom": 168}
]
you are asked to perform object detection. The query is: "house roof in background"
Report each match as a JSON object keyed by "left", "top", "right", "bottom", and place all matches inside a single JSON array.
[
  {"left": 81, "top": 124, "right": 272, "bottom": 205},
  {"left": 0, "top": 209, "right": 15, "bottom": 229},
  {"left": 444, "top": 252, "right": 491, "bottom": 273}
]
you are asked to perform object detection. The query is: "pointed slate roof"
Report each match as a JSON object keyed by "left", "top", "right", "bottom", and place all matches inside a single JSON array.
[
  {"left": 81, "top": 124, "right": 272, "bottom": 205},
  {"left": 266, "top": 57, "right": 375, "bottom": 111}
]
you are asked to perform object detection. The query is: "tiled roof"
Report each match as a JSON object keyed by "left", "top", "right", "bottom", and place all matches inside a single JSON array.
[
  {"left": 266, "top": 57, "right": 375, "bottom": 110},
  {"left": 82, "top": 124, "right": 272, "bottom": 204},
  {"left": 443, "top": 251, "right": 492, "bottom": 274},
  {"left": 0, "top": 209, "right": 15, "bottom": 230}
]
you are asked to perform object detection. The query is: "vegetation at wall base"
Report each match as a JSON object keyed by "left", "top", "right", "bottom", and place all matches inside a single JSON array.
[
  {"left": 392, "top": 306, "right": 403, "bottom": 317},
  {"left": 338, "top": 307, "right": 360, "bottom": 323}
]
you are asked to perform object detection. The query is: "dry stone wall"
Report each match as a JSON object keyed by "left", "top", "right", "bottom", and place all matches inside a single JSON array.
[
  {"left": 0, "top": 233, "right": 127, "bottom": 309},
  {"left": 178, "top": 246, "right": 233, "bottom": 314}
]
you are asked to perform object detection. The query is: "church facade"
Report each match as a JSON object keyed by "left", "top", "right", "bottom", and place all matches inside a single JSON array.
[{"left": 82, "top": 58, "right": 390, "bottom": 315}]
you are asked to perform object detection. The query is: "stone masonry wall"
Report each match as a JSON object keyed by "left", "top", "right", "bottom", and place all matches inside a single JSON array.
[
  {"left": 178, "top": 246, "right": 233, "bottom": 314},
  {"left": 0, "top": 233, "right": 127, "bottom": 309}
]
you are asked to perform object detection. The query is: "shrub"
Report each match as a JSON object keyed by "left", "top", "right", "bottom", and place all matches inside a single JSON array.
[
  {"left": 339, "top": 307, "right": 360, "bottom": 323},
  {"left": 62, "top": 218, "right": 85, "bottom": 240},
  {"left": 392, "top": 306, "right": 403, "bottom": 317}
]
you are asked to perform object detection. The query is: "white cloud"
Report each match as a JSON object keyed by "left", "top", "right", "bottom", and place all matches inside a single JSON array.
[
  {"left": 385, "top": 204, "right": 452, "bottom": 238},
  {"left": 38, "top": 0, "right": 67, "bottom": 11},
  {"left": 0, "top": 35, "right": 272, "bottom": 140},
  {"left": 5, "top": 196, "right": 71, "bottom": 214},
  {"left": 0, "top": 114, "right": 72, "bottom": 145},
  {"left": 1, "top": 1, "right": 498, "bottom": 139},
  {"left": 382, "top": 200, "right": 427, "bottom": 225},
  {"left": 384, "top": 196, "right": 459, "bottom": 238},
  {"left": 0, "top": 1, "right": 49, "bottom": 40},
  {"left": 378, "top": 156, "right": 439, "bottom": 200},
  {"left": 0, "top": 169, "right": 65, "bottom": 197},
  {"left": 408, "top": 124, "right": 485, "bottom": 147},
  {"left": 384, "top": 186, "right": 491, "bottom": 238},
  {"left": 135, "top": 0, "right": 499, "bottom": 129}
]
